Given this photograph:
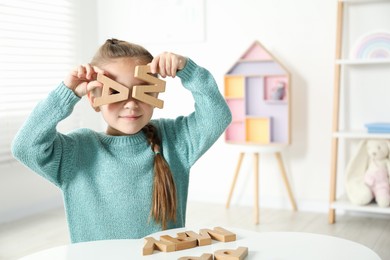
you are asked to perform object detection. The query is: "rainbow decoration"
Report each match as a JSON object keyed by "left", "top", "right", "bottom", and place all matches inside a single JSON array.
[{"left": 350, "top": 31, "right": 390, "bottom": 59}]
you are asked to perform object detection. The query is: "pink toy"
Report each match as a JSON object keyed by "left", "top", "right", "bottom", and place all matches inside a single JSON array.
[
  {"left": 364, "top": 140, "right": 390, "bottom": 207},
  {"left": 345, "top": 139, "right": 390, "bottom": 207}
]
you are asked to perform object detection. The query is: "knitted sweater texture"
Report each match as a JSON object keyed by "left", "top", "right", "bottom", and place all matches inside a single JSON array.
[{"left": 12, "top": 59, "right": 232, "bottom": 243}]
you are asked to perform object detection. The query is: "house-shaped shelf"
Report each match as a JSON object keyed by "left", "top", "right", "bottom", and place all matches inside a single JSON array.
[{"left": 224, "top": 41, "right": 291, "bottom": 145}]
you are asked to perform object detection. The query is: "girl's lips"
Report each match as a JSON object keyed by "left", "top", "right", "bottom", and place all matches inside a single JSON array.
[{"left": 119, "top": 115, "right": 141, "bottom": 120}]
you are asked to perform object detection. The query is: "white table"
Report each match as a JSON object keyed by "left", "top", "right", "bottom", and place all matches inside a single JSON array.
[{"left": 20, "top": 227, "right": 381, "bottom": 260}]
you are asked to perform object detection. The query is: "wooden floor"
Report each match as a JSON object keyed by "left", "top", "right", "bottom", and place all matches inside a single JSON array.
[{"left": 1, "top": 202, "right": 389, "bottom": 260}]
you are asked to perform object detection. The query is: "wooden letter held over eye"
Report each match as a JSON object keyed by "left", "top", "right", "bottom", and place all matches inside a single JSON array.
[
  {"left": 93, "top": 74, "right": 129, "bottom": 107},
  {"left": 133, "top": 65, "right": 166, "bottom": 109}
]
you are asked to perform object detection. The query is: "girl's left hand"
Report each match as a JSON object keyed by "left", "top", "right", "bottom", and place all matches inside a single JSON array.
[{"left": 149, "top": 52, "right": 187, "bottom": 78}]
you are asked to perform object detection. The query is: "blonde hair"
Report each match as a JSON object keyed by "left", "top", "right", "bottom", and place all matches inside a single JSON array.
[
  {"left": 91, "top": 38, "right": 153, "bottom": 66},
  {"left": 91, "top": 38, "right": 177, "bottom": 229}
]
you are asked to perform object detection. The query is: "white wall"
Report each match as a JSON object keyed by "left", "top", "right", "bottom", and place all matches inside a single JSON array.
[{"left": 1, "top": 0, "right": 339, "bottom": 223}]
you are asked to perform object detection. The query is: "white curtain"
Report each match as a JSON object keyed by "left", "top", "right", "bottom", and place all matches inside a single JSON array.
[{"left": 0, "top": 0, "right": 80, "bottom": 164}]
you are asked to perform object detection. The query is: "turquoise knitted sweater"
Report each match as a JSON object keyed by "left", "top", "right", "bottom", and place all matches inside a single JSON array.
[{"left": 12, "top": 59, "right": 232, "bottom": 243}]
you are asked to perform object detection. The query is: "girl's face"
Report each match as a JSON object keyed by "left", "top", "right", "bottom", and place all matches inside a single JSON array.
[{"left": 90, "top": 57, "right": 155, "bottom": 136}]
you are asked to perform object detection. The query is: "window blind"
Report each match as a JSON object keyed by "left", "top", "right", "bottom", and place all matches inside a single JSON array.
[{"left": 0, "top": 0, "right": 80, "bottom": 164}]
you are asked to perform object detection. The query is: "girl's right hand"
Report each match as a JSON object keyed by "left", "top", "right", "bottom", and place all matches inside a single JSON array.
[{"left": 63, "top": 64, "right": 104, "bottom": 97}]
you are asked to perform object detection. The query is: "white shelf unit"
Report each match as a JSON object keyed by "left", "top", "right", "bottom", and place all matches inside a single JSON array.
[
  {"left": 333, "top": 131, "right": 390, "bottom": 139},
  {"left": 332, "top": 195, "right": 390, "bottom": 214},
  {"left": 329, "top": 0, "right": 390, "bottom": 223},
  {"left": 336, "top": 59, "right": 390, "bottom": 65}
]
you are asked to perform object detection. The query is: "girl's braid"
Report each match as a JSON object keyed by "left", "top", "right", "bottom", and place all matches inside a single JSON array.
[
  {"left": 142, "top": 124, "right": 177, "bottom": 229},
  {"left": 143, "top": 124, "right": 160, "bottom": 153}
]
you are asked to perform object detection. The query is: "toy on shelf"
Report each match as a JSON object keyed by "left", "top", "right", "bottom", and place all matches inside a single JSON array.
[
  {"left": 365, "top": 122, "right": 390, "bottom": 133},
  {"left": 270, "top": 81, "right": 285, "bottom": 100},
  {"left": 345, "top": 139, "right": 390, "bottom": 207},
  {"left": 349, "top": 31, "right": 390, "bottom": 60},
  {"left": 93, "top": 65, "right": 165, "bottom": 108}
]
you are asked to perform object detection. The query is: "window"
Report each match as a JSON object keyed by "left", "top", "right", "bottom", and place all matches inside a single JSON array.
[{"left": 0, "top": 0, "right": 80, "bottom": 164}]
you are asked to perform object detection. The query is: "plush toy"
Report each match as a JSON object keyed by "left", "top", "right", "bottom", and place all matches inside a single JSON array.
[
  {"left": 271, "top": 82, "right": 285, "bottom": 100},
  {"left": 364, "top": 140, "right": 390, "bottom": 207},
  {"left": 345, "top": 139, "right": 390, "bottom": 207}
]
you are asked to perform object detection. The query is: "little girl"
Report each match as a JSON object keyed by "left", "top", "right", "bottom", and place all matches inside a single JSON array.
[{"left": 12, "top": 39, "right": 232, "bottom": 243}]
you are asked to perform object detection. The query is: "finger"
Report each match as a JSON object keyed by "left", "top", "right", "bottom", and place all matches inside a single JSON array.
[
  {"left": 86, "top": 80, "right": 103, "bottom": 93},
  {"left": 64, "top": 66, "right": 82, "bottom": 89},
  {"left": 177, "top": 56, "right": 186, "bottom": 70},
  {"left": 164, "top": 53, "right": 173, "bottom": 77},
  {"left": 85, "top": 64, "right": 93, "bottom": 80},
  {"left": 77, "top": 65, "right": 87, "bottom": 79},
  {"left": 170, "top": 55, "right": 179, "bottom": 78},
  {"left": 90, "top": 66, "right": 105, "bottom": 82},
  {"left": 149, "top": 57, "right": 160, "bottom": 74},
  {"left": 158, "top": 55, "right": 167, "bottom": 78}
]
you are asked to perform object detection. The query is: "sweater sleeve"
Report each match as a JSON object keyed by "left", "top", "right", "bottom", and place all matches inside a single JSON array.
[
  {"left": 11, "top": 83, "right": 80, "bottom": 187},
  {"left": 158, "top": 58, "right": 232, "bottom": 167}
]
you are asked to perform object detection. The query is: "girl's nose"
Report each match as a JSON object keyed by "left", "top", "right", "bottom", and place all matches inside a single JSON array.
[{"left": 124, "top": 96, "right": 139, "bottom": 109}]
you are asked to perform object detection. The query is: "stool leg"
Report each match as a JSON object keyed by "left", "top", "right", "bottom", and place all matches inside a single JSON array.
[
  {"left": 226, "top": 152, "right": 245, "bottom": 209},
  {"left": 275, "top": 152, "right": 297, "bottom": 211},
  {"left": 254, "top": 152, "right": 259, "bottom": 224}
]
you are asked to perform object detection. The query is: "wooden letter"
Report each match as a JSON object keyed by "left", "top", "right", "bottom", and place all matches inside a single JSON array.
[
  {"left": 93, "top": 74, "right": 129, "bottom": 107},
  {"left": 178, "top": 253, "right": 214, "bottom": 260},
  {"left": 182, "top": 230, "right": 212, "bottom": 246},
  {"left": 133, "top": 65, "right": 166, "bottom": 108},
  {"left": 199, "top": 227, "right": 236, "bottom": 242},
  {"left": 214, "top": 247, "right": 248, "bottom": 260},
  {"left": 143, "top": 236, "right": 175, "bottom": 256},
  {"left": 160, "top": 234, "right": 197, "bottom": 251}
]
